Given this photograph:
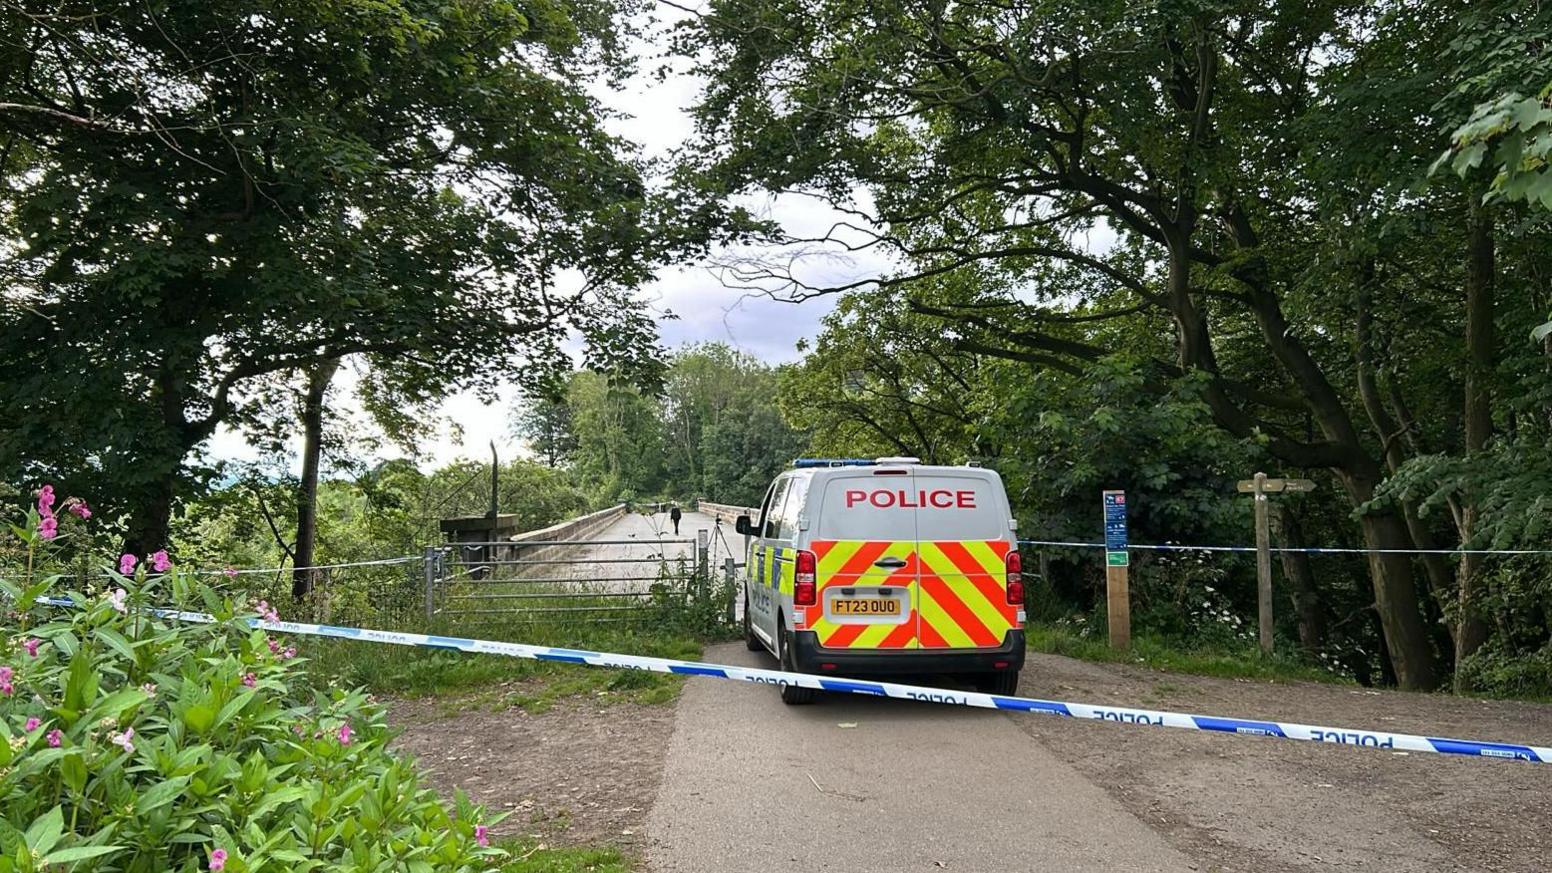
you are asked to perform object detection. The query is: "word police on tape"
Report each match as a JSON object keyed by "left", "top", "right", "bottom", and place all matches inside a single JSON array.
[{"left": 37, "top": 598, "right": 1552, "bottom": 764}]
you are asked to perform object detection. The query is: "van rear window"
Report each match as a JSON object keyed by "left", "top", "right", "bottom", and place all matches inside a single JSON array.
[
  {"left": 912, "top": 476, "right": 1004, "bottom": 540},
  {"left": 816, "top": 477, "right": 917, "bottom": 540},
  {"left": 815, "top": 474, "right": 1003, "bottom": 541}
]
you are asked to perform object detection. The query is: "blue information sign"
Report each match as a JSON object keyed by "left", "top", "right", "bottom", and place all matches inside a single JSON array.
[{"left": 1102, "top": 490, "right": 1127, "bottom": 551}]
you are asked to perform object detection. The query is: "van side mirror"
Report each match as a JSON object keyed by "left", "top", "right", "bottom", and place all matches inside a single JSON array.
[{"left": 735, "top": 515, "right": 753, "bottom": 536}]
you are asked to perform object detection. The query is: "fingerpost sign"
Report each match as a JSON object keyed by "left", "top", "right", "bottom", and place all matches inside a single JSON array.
[{"left": 1102, "top": 490, "right": 1131, "bottom": 650}]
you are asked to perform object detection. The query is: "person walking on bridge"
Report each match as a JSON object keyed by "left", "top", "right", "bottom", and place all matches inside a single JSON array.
[{"left": 669, "top": 503, "right": 682, "bottom": 535}]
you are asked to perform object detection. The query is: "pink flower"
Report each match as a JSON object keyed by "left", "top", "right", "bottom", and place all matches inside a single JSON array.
[
  {"left": 475, "top": 824, "right": 490, "bottom": 847},
  {"left": 69, "top": 501, "right": 91, "bottom": 519},
  {"left": 22, "top": 638, "right": 40, "bottom": 657},
  {"left": 209, "top": 848, "right": 228, "bottom": 871},
  {"left": 149, "top": 550, "right": 171, "bottom": 572},
  {"left": 282, "top": 646, "right": 297, "bottom": 660},
  {"left": 108, "top": 588, "right": 127, "bottom": 613},
  {"left": 110, "top": 727, "right": 134, "bottom": 753},
  {"left": 255, "top": 600, "right": 279, "bottom": 623},
  {"left": 118, "top": 553, "right": 137, "bottom": 576},
  {"left": 0, "top": 665, "right": 12, "bottom": 696},
  {"left": 46, "top": 729, "right": 62, "bottom": 748},
  {"left": 242, "top": 672, "right": 257, "bottom": 688},
  {"left": 23, "top": 717, "right": 40, "bottom": 732},
  {"left": 337, "top": 722, "right": 353, "bottom": 746},
  {"left": 267, "top": 638, "right": 280, "bottom": 654},
  {"left": 38, "top": 516, "right": 57, "bottom": 540},
  {"left": 223, "top": 566, "right": 239, "bottom": 578},
  {"left": 36, "top": 485, "right": 55, "bottom": 514}
]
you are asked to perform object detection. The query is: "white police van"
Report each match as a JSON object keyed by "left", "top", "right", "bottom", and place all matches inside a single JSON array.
[{"left": 736, "top": 457, "right": 1026, "bottom": 703}]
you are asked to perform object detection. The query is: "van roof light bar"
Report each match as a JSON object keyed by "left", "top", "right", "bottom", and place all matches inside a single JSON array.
[{"left": 790, "top": 458, "right": 876, "bottom": 468}]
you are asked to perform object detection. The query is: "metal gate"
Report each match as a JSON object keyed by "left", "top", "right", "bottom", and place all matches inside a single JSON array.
[{"left": 422, "top": 532, "right": 712, "bottom": 626}]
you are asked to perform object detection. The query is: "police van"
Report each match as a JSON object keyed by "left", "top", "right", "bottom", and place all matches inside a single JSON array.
[{"left": 735, "top": 457, "right": 1026, "bottom": 704}]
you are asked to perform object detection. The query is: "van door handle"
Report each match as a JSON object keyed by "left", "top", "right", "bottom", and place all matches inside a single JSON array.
[{"left": 873, "top": 557, "right": 907, "bottom": 570}]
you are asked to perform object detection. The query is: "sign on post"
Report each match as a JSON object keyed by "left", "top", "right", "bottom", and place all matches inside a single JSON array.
[
  {"left": 1235, "top": 478, "right": 1316, "bottom": 494},
  {"left": 1101, "top": 490, "right": 1131, "bottom": 650},
  {"left": 1235, "top": 473, "right": 1316, "bottom": 655}
]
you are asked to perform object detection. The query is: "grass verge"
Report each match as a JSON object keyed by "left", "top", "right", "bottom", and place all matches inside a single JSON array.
[
  {"left": 301, "top": 622, "right": 703, "bottom": 703},
  {"left": 1025, "top": 623, "right": 1346, "bottom": 685},
  {"left": 496, "top": 839, "right": 629, "bottom": 873}
]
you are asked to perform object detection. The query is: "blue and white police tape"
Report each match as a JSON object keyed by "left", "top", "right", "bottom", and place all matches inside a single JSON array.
[
  {"left": 40, "top": 596, "right": 1549, "bottom": 765},
  {"left": 1019, "top": 539, "right": 1552, "bottom": 556}
]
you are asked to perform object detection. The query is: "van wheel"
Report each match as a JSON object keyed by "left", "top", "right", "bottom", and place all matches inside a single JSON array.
[
  {"left": 743, "top": 593, "right": 761, "bottom": 651},
  {"left": 976, "top": 670, "right": 1020, "bottom": 696},
  {"left": 776, "top": 623, "right": 816, "bottom": 705}
]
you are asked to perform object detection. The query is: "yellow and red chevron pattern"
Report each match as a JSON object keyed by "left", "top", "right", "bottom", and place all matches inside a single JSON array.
[
  {"left": 802, "top": 539, "right": 1017, "bottom": 651},
  {"left": 916, "top": 539, "right": 1017, "bottom": 649}
]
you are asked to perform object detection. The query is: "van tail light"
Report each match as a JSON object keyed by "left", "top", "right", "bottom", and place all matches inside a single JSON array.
[
  {"left": 795, "top": 549, "right": 818, "bottom": 606},
  {"left": 1005, "top": 549, "right": 1024, "bottom": 605}
]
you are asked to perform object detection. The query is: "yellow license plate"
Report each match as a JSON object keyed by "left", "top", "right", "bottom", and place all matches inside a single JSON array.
[{"left": 832, "top": 598, "right": 900, "bottom": 616}]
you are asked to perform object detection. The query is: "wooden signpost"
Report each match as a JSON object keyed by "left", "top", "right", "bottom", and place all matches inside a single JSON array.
[
  {"left": 1235, "top": 473, "right": 1315, "bottom": 654},
  {"left": 1102, "top": 489, "right": 1130, "bottom": 650}
]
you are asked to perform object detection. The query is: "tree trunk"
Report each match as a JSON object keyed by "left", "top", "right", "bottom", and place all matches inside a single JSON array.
[
  {"left": 293, "top": 358, "right": 340, "bottom": 599},
  {"left": 1456, "top": 203, "right": 1495, "bottom": 683},
  {"left": 1270, "top": 503, "right": 1325, "bottom": 655},
  {"left": 1340, "top": 472, "right": 1440, "bottom": 689},
  {"left": 124, "top": 475, "right": 177, "bottom": 559},
  {"left": 1351, "top": 269, "right": 1458, "bottom": 660},
  {"left": 126, "top": 364, "right": 197, "bottom": 555}
]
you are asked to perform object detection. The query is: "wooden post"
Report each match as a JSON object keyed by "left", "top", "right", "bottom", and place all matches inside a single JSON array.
[
  {"left": 1102, "top": 490, "right": 1130, "bottom": 651},
  {"left": 1235, "top": 474, "right": 1314, "bottom": 657},
  {"left": 1253, "top": 472, "right": 1273, "bottom": 655},
  {"left": 1106, "top": 562, "right": 1131, "bottom": 651}
]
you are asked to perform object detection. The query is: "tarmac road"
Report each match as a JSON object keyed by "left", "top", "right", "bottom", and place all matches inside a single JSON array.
[{"left": 645, "top": 642, "right": 1197, "bottom": 873}]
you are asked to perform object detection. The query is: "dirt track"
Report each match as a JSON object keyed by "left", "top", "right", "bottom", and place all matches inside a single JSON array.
[
  {"left": 393, "top": 647, "right": 1551, "bottom": 871},
  {"left": 1021, "top": 652, "right": 1551, "bottom": 872}
]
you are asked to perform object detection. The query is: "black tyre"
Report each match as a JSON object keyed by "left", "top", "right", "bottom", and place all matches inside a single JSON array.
[
  {"left": 976, "top": 670, "right": 1021, "bottom": 696},
  {"left": 743, "top": 592, "right": 762, "bottom": 651},
  {"left": 776, "top": 622, "right": 816, "bottom": 705}
]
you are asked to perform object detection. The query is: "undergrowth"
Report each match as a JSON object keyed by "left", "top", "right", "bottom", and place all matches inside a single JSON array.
[{"left": 1025, "top": 623, "right": 1346, "bottom": 685}]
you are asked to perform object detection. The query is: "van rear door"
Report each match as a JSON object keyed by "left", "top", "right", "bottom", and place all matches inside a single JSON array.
[
  {"left": 806, "top": 470, "right": 921, "bottom": 650},
  {"left": 911, "top": 472, "right": 1019, "bottom": 650}
]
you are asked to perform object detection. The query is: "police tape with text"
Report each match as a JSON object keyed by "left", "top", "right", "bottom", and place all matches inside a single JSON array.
[{"left": 39, "top": 597, "right": 1550, "bottom": 765}]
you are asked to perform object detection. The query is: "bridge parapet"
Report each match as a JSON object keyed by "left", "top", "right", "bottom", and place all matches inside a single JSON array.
[{"left": 696, "top": 499, "right": 758, "bottom": 526}]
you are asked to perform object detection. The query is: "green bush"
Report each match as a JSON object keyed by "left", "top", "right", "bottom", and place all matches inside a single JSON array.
[
  {"left": 1456, "top": 641, "right": 1552, "bottom": 700},
  {"left": 1, "top": 490, "right": 502, "bottom": 872}
]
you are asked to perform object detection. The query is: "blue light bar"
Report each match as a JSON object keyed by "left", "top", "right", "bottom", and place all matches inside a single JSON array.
[{"left": 790, "top": 458, "right": 877, "bottom": 468}]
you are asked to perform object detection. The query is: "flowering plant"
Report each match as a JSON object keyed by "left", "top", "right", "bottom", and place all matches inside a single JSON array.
[{"left": 0, "top": 488, "right": 503, "bottom": 871}]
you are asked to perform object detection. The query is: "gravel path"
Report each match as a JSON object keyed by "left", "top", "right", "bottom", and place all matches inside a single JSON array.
[
  {"left": 644, "top": 645, "right": 1552, "bottom": 873},
  {"left": 646, "top": 643, "right": 1196, "bottom": 873}
]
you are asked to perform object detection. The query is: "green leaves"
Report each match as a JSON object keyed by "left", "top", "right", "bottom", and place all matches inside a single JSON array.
[
  {"left": 0, "top": 561, "right": 500, "bottom": 872},
  {"left": 0, "top": 0, "right": 667, "bottom": 548}
]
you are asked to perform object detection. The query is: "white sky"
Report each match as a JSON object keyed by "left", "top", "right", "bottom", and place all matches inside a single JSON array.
[{"left": 204, "top": 24, "right": 893, "bottom": 471}]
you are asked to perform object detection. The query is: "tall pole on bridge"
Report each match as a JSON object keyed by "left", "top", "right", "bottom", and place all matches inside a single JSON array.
[{"left": 488, "top": 440, "right": 499, "bottom": 519}]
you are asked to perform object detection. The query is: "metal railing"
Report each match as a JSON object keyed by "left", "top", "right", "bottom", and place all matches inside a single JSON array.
[{"left": 423, "top": 533, "right": 712, "bottom": 625}]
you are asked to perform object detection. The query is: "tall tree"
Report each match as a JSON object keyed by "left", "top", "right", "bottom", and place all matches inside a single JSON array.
[
  {"left": 0, "top": 0, "right": 661, "bottom": 552},
  {"left": 676, "top": 0, "right": 1552, "bottom": 687},
  {"left": 513, "top": 392, "right": 580, "bottom": 469}
]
